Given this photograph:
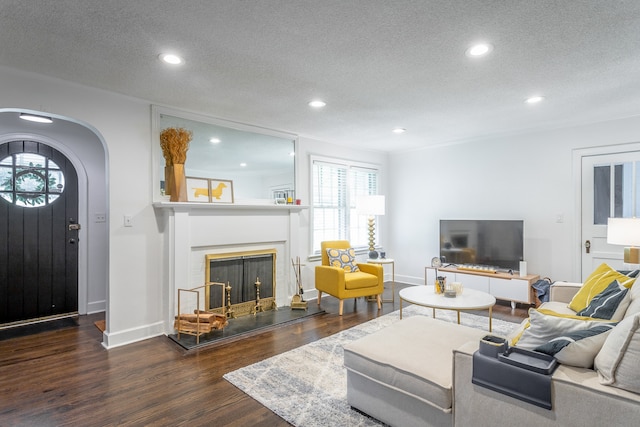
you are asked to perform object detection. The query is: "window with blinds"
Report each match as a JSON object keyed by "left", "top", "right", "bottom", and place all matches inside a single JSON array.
[{"left": 311, "top": 157, "right": 379, "bottom": 253}]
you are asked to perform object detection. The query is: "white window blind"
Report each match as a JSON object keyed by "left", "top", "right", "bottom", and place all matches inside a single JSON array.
[{"left": 312, "top": 158, "right": 379, "bottom": 253}]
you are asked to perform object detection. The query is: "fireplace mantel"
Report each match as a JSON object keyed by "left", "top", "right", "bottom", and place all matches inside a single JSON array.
[
  {"left": 154, "top": 201, "right": 307, "bottom": 335},
  {"left": 153, "top": 201, "right": 308, "bottom": 212}
]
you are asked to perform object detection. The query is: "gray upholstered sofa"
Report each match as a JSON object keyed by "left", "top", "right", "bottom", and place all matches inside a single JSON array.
[{"left": 344, "top": 280, "right": 640, "bottom": 427}]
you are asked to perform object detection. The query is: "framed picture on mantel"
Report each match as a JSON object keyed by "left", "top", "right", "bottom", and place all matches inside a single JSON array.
[
  {"left": 186, "top": 177, "right": 211, "bottom": 202},
  {"left": 209, "top": 179, "right": 234, "bottom": 204}
]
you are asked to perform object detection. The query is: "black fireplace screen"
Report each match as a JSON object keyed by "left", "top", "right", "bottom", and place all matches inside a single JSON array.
[{"left": 205, "top": 251, "right": 275, "bottom": 309}]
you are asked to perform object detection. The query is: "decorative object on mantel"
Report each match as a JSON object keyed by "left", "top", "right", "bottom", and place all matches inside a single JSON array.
[
  {"left": 186, "top": 176, "right": 211, "bottom": 202},
  {"left": 291, "top": 256, "right": 307, "bottom": 310},
  {"left": 209, "top": 178, "right": 234, "bottom": 203},
  {"left": 160, "top": 126, "right": 192, "bottom": 202}
]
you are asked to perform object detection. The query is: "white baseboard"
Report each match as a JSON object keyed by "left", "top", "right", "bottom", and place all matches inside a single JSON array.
[
  {"left": 86, "top": 300, "right": 106, "bottom": 314},
  {"left": 395, "top": 274, "right": 423, "bottom": 286},
  {"left": 101, "top": 321, "right": 165, "bottom": 349}
]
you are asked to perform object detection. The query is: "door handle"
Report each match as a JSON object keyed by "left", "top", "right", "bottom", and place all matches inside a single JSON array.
[
  {"left": 68, "top": 223, "right": 81, "bottom": 231},
  {"left": 69, "top": 238, "right": 76, "bottom": 244},
  {"left": 585, "top": 240, "right": 591, "bottom": 254}
]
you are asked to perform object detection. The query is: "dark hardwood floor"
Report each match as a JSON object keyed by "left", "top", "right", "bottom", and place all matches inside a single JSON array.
[{"left": 0, "top": 283, "right": 529, "bottom": 426}]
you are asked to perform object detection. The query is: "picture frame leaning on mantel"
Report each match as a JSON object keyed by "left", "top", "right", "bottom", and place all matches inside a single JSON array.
[{"left": 186, "top": 177, "right": 234, "bottom": 203}]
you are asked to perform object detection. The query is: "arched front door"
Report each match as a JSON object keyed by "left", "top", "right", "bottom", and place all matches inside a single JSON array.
[{"left": 0, "top": 140, "right": 79, "bottom": 325}]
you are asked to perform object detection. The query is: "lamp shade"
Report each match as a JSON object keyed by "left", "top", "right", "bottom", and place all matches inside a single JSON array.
[
  {"left": 356, "top": 195, "right": 385, "bottom": 216},
  {"left": 607, "top": 218, "right": 640, "bottom": 246}
]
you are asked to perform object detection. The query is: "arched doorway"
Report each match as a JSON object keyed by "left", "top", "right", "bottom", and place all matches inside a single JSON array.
[{"left": 0, "top": 109, "right": 108, "bottom": 329}]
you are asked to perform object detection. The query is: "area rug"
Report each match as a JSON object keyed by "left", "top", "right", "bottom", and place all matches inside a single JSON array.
[{"left": 223, "top": 305, "right": 519, "bottom": 426}]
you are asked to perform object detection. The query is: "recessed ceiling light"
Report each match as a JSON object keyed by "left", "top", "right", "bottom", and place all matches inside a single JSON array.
[
  {"left": 240, "top": 162, "right": 247, "bottom": 167},
  {"left": 159, "top": 53, "right": 183, "bottom": 65},
  {"left": 308, "top": 100, "right": 326, "bottom": 108},
  {"left": 525, "top": 96, "right": 545, "bottom": 104},
  {"left": 392, "top": 128, "right": 406, "bottom": 134},
  {"left": 209, "top": 137, "right": 221, "bottom": 143},
  {"left": 289, "top": 151, "right": 295, "bottom": 157},
  {"left": 466, "top": 43, "right": 493, "bottom": 57},
  {"left": 19, "top": 113, "right": 53, "bottom": 123}
]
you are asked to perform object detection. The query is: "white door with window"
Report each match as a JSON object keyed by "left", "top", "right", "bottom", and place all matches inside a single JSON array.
[{"left": 581, "top": 150, "right": 640, "bottom": 279}]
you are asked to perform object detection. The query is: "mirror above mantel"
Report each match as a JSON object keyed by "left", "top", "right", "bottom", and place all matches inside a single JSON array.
[{"left": 152, "top": 106, "right": 297, "bottom": 204}]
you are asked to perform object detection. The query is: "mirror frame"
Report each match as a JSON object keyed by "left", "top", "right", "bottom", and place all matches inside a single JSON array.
[{"left": 151, "top": 105, "right": 297, "bottom": 204}]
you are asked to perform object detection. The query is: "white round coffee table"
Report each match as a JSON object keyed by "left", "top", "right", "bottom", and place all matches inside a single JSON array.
[{"left": 399, "top": 286, "right": 496, "bottom": 331}]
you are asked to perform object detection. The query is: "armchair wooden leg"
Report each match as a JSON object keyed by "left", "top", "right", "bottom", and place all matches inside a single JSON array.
[
  {"left": 339, "top": 300, "right": 344, "bottom": 316},
  {"left": 317, "top": 291, "right": 322, "bottom": 305},
  {"left": 377, "top": 294, "right": 382, "bottom": 310}
]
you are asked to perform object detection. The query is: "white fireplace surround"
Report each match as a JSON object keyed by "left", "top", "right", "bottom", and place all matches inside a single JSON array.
[{"left": 154, "top": 202, "right": 307, "bottom": 335}]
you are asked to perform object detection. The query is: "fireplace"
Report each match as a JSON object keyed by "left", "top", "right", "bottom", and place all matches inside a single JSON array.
[
  {"left": 148, "top": 201, "right": 306, "bottom": 344},
  {"left": 205, "top": 250, "right": 277, "bottom": 317}
]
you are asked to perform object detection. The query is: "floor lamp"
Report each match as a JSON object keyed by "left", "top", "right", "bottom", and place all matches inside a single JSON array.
[
  {"left": 357, "top": 195, "right": 385, "bottom": 259},
  {"left": 607, "top": 217, "right": 640, "bottom": 264}
]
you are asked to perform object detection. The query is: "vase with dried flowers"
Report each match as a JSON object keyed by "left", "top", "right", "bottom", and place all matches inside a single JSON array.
[{"left": 160, "top": 127, "right": 192, "bottom": 202}]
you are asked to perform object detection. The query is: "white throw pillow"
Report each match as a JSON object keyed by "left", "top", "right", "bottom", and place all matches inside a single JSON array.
[
  {"left": 594, "top": 313, "right": 640, "bottom": 394},
  {"left": 514, "top": 308, "right": 616, "bottom": 349},
  {"left": 534, "top": 324, "right": 615, "bottom": 368}
]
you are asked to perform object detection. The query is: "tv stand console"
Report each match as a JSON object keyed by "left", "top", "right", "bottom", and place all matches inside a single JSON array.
[{"left": 424, "top": 266, "right": 540, "bottom": 308}]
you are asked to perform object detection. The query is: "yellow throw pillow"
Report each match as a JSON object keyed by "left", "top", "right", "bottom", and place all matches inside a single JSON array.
[{"left": 568, "top": 263, "right": 636, "bottom": 312}]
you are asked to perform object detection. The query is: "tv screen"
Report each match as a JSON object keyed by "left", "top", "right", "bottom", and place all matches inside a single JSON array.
[{"left": 439, "top": 219, "right": 524, "bottom": 271}]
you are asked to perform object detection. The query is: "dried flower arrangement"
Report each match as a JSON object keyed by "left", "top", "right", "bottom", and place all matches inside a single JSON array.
[
  {"left": 160, "top": 127, "right": 192, "bottom": 201},
  {"left": 160, "top": 127, "right": 192, "bottom": 165}
]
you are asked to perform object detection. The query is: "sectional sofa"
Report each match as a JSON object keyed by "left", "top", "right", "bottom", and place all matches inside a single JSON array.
[{"left": 344, "top": 267, "right": 640, "bottom": 426}]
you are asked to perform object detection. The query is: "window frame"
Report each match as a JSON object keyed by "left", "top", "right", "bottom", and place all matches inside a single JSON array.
[{"left": 310, "top": 155, "right": 381, "bottom": 256}]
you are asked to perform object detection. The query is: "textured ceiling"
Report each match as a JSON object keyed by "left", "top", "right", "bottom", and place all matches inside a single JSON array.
[{"left": 1, "top": 0, "right": 639, "bottom": 152}]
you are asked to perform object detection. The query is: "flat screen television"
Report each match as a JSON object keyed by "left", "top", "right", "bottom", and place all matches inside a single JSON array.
[{"left": 439, "top": 219, "right": 524, "bottom": 271}]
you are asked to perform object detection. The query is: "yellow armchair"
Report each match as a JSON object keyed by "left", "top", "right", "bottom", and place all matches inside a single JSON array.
[{"left": 315, "top": 240, "right": 384, "bottom": 315}]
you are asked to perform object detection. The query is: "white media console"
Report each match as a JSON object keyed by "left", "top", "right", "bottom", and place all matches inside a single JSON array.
[{"left": 424, "top": 266, "right": 540, "bottom": 308}]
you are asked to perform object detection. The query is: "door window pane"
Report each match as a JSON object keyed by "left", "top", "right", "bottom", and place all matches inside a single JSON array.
[
  {"left": 0, "top": 166, "right": 12, "bottom": 191},
  {"left": 48, "top": 170, "right": 65, "bottom": 193},
  {"left": 0, "top": 154, "right": 65, "bottom": 208},
  {"left": 594, "top": 161, "right": 640, "bottom": 224},
  {"left": 594, "top": 165, "right": 610, "bottom": 225}
]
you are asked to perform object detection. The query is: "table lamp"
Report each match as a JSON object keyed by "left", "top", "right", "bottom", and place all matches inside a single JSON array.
[
  {"left": 607, "top": 217, "right": 640, "bottom": 264},
  {"left": 357, "top": 195, "right": 385, "bottom": 259}
]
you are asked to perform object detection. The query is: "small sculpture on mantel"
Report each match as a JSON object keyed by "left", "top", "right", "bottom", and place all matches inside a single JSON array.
[{"left": 291, "top": 256, "right": 308, "bottom": 310}]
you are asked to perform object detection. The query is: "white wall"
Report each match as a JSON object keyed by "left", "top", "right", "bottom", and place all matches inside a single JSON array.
[{"left": 388, "top": 117, "right": 640, "bottom": 286}]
